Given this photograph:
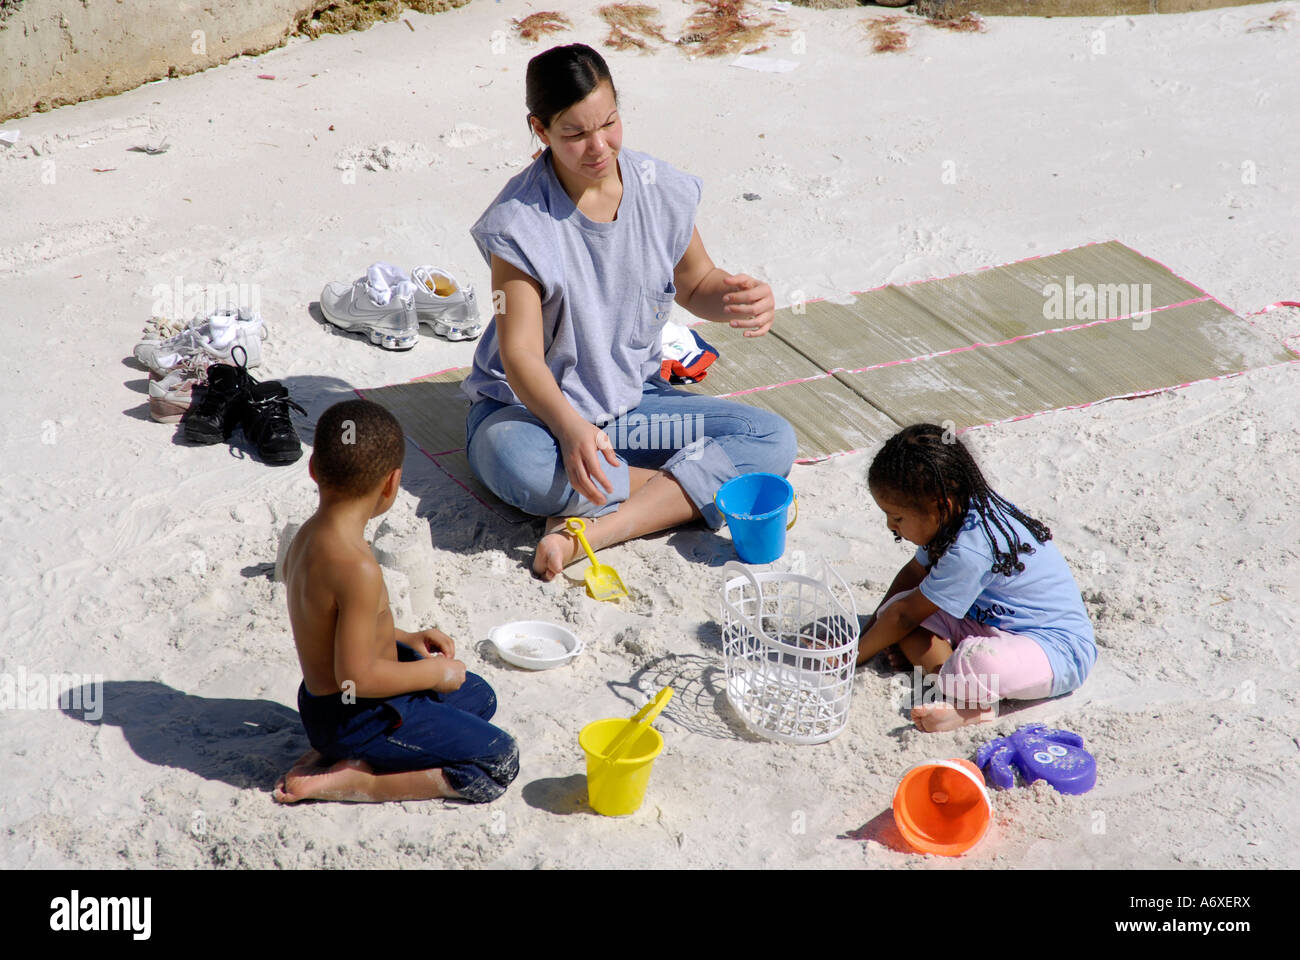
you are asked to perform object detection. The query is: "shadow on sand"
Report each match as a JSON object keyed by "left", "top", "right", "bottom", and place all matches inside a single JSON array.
[{"left": 60, "top": 679, "right": 303, "bottom": 791}]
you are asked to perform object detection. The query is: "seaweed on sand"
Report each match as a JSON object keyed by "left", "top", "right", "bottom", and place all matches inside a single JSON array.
[
  {"left": 676, "top": 0, "right": 785, "bottom": 58},
  {"left": 1245, "top": 7, "right": 1293, "bottom": 31},
  {"left": 926, "top": 12, "right": 985, "bottom": 32},
  {"left": 599, "top": 3, "right": 669, "bottom": 50},
  {"left": 864, "top": 15, "right": 909, "bottom": 53},
  {"left": 512, "top": 11, "right": 573, "bottom": 42}
]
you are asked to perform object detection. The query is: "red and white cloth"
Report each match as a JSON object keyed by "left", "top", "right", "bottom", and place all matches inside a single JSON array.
[{"left": 659, "top": 321, "right": 719, "bottom": 384}]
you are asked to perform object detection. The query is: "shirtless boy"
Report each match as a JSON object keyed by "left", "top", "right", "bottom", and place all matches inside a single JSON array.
[{"left": 274, "top": 399, "right": 518, "bottom": 803}]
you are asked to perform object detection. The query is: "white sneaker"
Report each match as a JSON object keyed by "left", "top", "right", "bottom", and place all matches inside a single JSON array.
[
  {"left": 147, "top": 357, "right": 209, "bottom": 424},
  {"left": 319, "top": 278, "right": 419, "bottom": 351},
  {"left": 410, "top": 266, "right": 483, "bottom": 341},
  {"left": 134, "top": 308, "right": 267, "bottom": 375}
]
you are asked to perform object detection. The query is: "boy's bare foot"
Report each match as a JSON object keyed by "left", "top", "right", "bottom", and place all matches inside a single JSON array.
[
  {"left": 911, "top": 701, "right": 998, "bottom": 733},
  {"left": 273, "top": 748, "right": 326, "bottom": 800},
  {"left": 275, "top": 751, "right": 460, "bottom": 803},
  {"left": 274, "top": 749, "right": 375, "bottom": 803}
]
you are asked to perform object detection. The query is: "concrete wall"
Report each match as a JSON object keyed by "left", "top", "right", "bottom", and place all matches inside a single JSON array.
[{"left": 0, "top": 0, "right": 318, "bottom": 121}]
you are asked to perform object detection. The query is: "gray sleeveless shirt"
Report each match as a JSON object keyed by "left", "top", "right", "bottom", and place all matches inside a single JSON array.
[{"left": 461, "top": 145, "right": 703, "bottom": 424}]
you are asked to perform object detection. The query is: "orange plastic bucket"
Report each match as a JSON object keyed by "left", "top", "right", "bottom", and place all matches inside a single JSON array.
[{"left": 892, "top": 758, "right": 992, "bottom": 856}]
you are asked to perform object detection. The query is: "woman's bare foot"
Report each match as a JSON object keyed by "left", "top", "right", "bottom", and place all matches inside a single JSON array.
[
  {"left": 533, "top": 515, "right": 604, "bottom": 580},
  {"left": 274, "top": 750, "right": 375, "bottom": 803},
  {"left": 885, "top": 644, "right": 909, "bottom": 671},
  {"left": 533, "top": 519, "right": 579, "bottom": 580},
  {"left": 911, "top": 701, "right": 998, "bottom": 733}
]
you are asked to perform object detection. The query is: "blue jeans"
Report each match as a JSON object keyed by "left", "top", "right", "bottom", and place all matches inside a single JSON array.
[
  {"left": 297, "top": 642, "right": 519, "bottom": 803},
  {"left": 465, "top": 377, "right": 797, "bottom": 529}
]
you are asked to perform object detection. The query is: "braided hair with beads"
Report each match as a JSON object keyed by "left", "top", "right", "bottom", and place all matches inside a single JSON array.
[{"left": 867, "top": 423, "right": 1052, "bottom": 576}]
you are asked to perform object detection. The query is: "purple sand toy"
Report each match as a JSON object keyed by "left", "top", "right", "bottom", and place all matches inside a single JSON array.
[{"left": 975, "top": 723, "right": 1097, "bottom": 795}]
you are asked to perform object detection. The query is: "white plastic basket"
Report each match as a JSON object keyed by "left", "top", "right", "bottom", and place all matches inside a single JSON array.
[{"left": 718, "top": 561, "right": 860, "bottom": 745}]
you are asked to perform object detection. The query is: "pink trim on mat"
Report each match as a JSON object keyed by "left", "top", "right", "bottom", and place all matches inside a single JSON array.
[
  {"left": 958, "top": 356, "right": 1300, "bottom": 436},
  {"left": 1245, "top": 301, "right": 1300, "bottom": 359},
  {"left": 1125, "top": 247, "right": 1234, "bottom": 314},
  {"left": 837, "top": 298, "right": 1207, "bottom": 376},
  {"left": 789, "top": 354, "right": 1300, "bottom": 464},
  {"left": 717, "top": 372, "right": 834, "bottom": 397},
  {"left": 714, "top": 296, "right": 1210, "bottom": 398}
]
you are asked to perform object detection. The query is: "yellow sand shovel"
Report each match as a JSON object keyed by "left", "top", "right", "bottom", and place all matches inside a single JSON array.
[
  {"left": 565, "top": 517, "right": 628, "bottom": 602},
  {"left": 597, "top": 686, "right": 674, "bottom": 766}
]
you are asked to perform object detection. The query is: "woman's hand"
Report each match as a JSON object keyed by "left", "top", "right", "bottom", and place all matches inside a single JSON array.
[
  {"left": 723, "top": 274, "right": 775, "bottom": 338},
  {"left": 558, "top": 417, "right": 620, "bottom": 506}
]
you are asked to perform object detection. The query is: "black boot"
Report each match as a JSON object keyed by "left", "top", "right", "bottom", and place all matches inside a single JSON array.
[
  {"left": 241, "top": 380, "right": 307, "bottom": 464},
  {"left": 183, "top": 362, "right": 251, "bottom": 444}
]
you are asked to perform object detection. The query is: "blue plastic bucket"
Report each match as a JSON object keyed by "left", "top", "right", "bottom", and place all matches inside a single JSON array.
[{"left": 715, "top": 473, "right": 798, "bottom": 564}]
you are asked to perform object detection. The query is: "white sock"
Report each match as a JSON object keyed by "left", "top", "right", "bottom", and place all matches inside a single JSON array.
[
  {"left": 207, "top": 311, "right": 237, "bottom": 349},
  {"left": 365, "top": 262, "right": 416, "bottom": 306}
]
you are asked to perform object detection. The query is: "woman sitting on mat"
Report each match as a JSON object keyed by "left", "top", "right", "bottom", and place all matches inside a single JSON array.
[{"left": 462, "top": 43, "right": 797, "bottom": 578}]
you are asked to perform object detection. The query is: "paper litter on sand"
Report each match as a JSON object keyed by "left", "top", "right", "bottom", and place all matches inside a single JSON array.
[{"left": 730, "top": 54, "right": 800, "bottom": 72}]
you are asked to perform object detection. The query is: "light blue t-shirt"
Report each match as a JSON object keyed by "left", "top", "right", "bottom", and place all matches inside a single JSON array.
[
  {"left": 461, "top": 145, "right": 703, "bottom": 424},
  {"left": 916, "top": 507, "right": 1097, "bottom": 697}
]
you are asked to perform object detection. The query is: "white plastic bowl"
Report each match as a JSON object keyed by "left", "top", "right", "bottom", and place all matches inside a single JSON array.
[{"left": 488, "top": 620, "right": 583, "bottom": 671}]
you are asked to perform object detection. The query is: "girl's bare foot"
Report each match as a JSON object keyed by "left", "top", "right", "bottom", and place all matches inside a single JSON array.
[{"left": 911, "top": 701, "right": 998, "bottom": 733}]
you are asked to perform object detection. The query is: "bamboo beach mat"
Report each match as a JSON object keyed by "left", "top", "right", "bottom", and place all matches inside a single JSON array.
[{"left": 358, "top": 241, "right": 1297, "bottom": 521}]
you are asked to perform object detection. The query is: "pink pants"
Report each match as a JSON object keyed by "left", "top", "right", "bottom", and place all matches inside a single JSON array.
[{"left": 878, "top": 588, "right": 1055, "bottom": 707}]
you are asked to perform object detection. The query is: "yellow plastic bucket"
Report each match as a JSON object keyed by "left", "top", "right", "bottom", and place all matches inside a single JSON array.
[{"left": 579, "top": 718, "right": 665, "bottom": 816}]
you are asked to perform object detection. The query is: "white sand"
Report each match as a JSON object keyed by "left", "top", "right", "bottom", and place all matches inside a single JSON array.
[{"left": 1, "top": 1, "right": 1298, "bottom": 869}]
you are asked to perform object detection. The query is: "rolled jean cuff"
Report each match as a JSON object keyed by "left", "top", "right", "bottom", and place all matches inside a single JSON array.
[
  {"left": 557, "top": 461, "right": 631, "bottom": 520},
  {"left": 661, "top": 437, "right": 738, "bottom": 530}
]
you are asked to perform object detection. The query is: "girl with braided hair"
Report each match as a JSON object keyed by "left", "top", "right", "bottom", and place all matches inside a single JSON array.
[{"left": 856, "top": 424, "right": 1096, "bottom": 732}]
